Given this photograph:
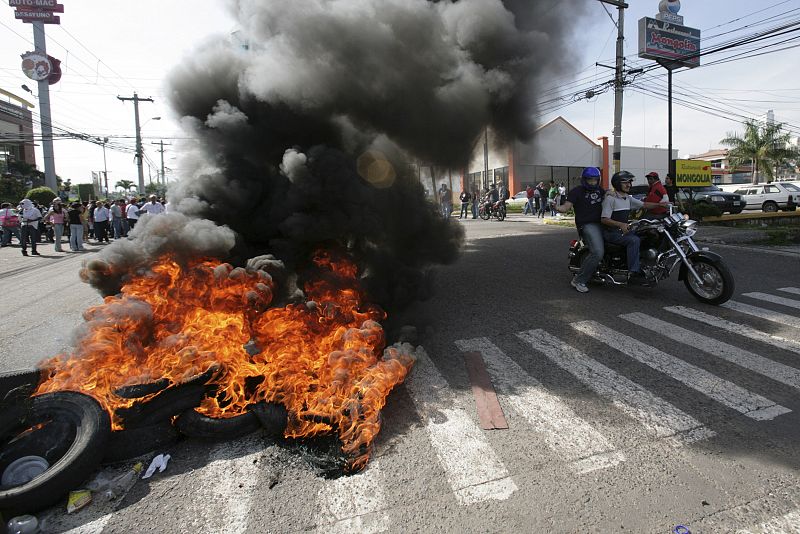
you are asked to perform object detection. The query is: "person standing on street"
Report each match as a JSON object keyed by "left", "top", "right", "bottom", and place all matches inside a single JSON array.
[
  {"left": 110, "top": 200, "right": 124, "bottom": 239},
  {"left": 126, "top": 198, "right": 140, "bottom": 231},
  {"left": 458, "top": 189, "right": 471, "bottom": 219},
  {"left": 141, "top": 194, "right": 165, "bottom": 216},
  {"left": 18, "top": 198, "right": 42, "bottom": 256},
  {"left": 524, "top": 185, "right": 535, "bottom": 216},
  {"left": 68, "top": 202, "right": 85, "bottom": 251},
  {"left": 557, "top": 168, "right": 605, "bottom": 293},
  {"left": 471, "top": 188, "right": 479, "bottom": 219},
  {"left": 548, "top": 181, "right": 559, "bottom": 217},
  {"left": 664, "top": 174, "right": 678, "bottom": 203},
  {"left": 438, "top": 184, "right": 452, "bottom": 219},
  {"left": 46, "top": 199, "right": 67, "bottom": 252},
  {"left": 0, "top": 202, "right": 21, "bottom": 247},
  {"left": 535, "top": 182, "right": 548, "bottom": 218},
  {"left": 93, "top": 201, "right": 110, "bottom": 243}
]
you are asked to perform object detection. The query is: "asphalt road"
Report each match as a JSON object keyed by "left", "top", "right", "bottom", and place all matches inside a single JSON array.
[{"left": 3, "top": 216, "right": 800, "bottom": 533}]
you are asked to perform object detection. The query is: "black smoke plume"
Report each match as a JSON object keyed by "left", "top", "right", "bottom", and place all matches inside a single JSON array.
[{"left": 84, "top": 0, "right": 588, "bottom": 310}]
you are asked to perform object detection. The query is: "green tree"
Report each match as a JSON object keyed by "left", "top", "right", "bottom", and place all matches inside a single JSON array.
[
  {"left": 0, "top": 174, "right": 29, "bottom": 204},
  {"left": 116, "top": 179, "right": 135, "bottom": 192},
  {"left": 720, "top": 120, "right": 796, "bottom": 184},
  {"left": 25, "top": 186, "right": 57, "bottom": 206}
]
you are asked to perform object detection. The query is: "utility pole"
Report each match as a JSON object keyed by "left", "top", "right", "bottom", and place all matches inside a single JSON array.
[
  {"left": 151, "top": 140, "right": 171, "bottom": 185},
  {"left": 100, "top": 137, "right": 109, "bottom": 196},
  {"left": 32, "top": 22, "right": 57, "bottom": 192},
  {"left": 599, "top": 0, "right": 629, "bottom": 174},
  {"left": 117, "top": 92, "right": 154, "bottom": 193}
]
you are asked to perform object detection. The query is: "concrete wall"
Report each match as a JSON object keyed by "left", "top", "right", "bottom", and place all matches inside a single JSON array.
[
  {"left": 517, "top": 119, "right": 602, "bottom": 168},
  {"left": 612, "top": 146, "right": 678, "bottom": 186}
]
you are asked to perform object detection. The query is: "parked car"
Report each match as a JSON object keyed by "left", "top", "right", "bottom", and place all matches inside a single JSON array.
[
  {"left": 732, "top": 182, "right": 800, "bottom": 212},
  {"left": 507, "top": 191, "right": 529, "bottom": 208},
  {"left": 629, "top": 185, "right": 650, "bottom": 201},
  {"left": 676, "top": 186, "right": 745, "bottom": 215}
]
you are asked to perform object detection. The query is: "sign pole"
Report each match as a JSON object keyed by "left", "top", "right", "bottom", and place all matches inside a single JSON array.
[
  {"left": 32, "top": 21, "right": 57, "bottom": 192},
  {"left": 668, "top": 67, "right": 673, "bottom": 177},
  {"left": 612, "top": 4, "right": 625, "bottom": 174}
]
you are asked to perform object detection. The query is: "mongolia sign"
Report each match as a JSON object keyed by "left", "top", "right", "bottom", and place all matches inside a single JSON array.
[
  {"left": 638, "top": 17, "right": 700, "bottom": 68},
  {"left": 674, "top": 160, "right": 712, "bottom": 188},
  {"left": 9, "top": 0, "right": 64, "bottom": 24}
]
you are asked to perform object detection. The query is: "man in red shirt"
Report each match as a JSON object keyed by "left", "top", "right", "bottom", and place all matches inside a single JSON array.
[{"left": 644, "top": 171, "right": 669, "bottom": 216}]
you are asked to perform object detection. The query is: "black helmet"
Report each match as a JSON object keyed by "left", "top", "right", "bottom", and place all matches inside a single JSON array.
[{"left": 611, "top": 170, "right": 635, "bottom": 191}]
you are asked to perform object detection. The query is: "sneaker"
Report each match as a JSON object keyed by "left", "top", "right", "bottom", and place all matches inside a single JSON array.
[
  {"left": 21, "top": 250, "right": 27, "bottom": 256},
  {"left": 571, "top": 276, "right": 589, "bottom": 293},
  {"left": 31, "top": 251, "right": 41, "bottom": 256}
]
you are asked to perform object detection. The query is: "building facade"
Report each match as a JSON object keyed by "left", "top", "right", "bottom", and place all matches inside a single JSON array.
[
  {"left": 0, "top": 89, "right": 36, "bottom": 173},
  {"left": 464, "top": 116, "right": 676, "bottom": 196}
]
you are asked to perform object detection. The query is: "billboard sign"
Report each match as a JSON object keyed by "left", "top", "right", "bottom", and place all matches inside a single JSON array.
[
  {"left": 639, "top": 17, "right": 700, "bottom": 68},
  {"left": 656, "top": 0, "right": 684, "bottom": 25},
  {"left": 9, "top": 0, "right": 64, "bottom": 24},
  {"left": 674, "top": 160, "right": 712, "bottom": 188},
  {"left": 20, "top": 51, "right": 51, "bottom": 81}
]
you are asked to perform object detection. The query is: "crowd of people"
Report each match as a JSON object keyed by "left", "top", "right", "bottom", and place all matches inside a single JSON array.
[{"left": 0, "top": 194, "right": 169, "bottom": 256}]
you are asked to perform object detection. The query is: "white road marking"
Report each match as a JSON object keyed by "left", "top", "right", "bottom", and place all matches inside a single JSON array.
[
  {"left": 738, "top": 509, "right": 800, "bottom": 533},
  {"left": 571, "top": 321, "right": 791, "bottom": 421},
  {"left": 622, "top": 312, "right": 800, "bottom": 389},
  {"left": 722, "top": 301, "right": 800, "bottom": 330},
  {"left": 664, "top": 306, "right": 800, "bottom": 356},
  {"left": 314, "top": 459, "right": 390, "bottom": 534},
  {"left": 778, "top": 287, "right": 800, "bottom": 297},
  {"left": 404, "top": 347, "right": 517, "bottom": 505},
  {"left": 516, "top": 329, "right": 714, "bottom": 445},
  {"left": 744, "top": 292, "right": 800, "bottom": 311},
  {"left": 455, "top": 337, "right": 625, "bottom": 474}
]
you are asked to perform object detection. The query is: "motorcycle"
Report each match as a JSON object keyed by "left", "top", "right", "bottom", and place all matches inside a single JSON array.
[
  {"left": 568, "top": 210, "right": 735, "bottom": 305},
  {"left": 479, "top": 199, "right": 506, "bottom": 221}
]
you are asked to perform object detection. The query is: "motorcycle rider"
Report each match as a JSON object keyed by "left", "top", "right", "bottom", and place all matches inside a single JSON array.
[
  {"left": 601, "top": 171, "right": 668, "bottom": 285},
  {"left": 557, "top": 167, "right": 605, "bottom": 293},
  {"left": 484, "top": 183, "right": 499, "bottom": 213}
]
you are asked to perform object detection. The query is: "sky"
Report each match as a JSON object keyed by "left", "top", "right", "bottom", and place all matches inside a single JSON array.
[{"left": 1, "top": 0, "right": 798, "bottom": 188}]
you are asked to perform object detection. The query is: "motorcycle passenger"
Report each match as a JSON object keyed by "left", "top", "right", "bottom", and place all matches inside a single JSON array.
[
  {"left": 558, "top": 167, "right": 605, "bottom": 293},
  {"left": 644, "top": 171, "right": 669, "bottom": 217},
  {"left": 601, "top": 171, "right": 666, "bottom": 285}
]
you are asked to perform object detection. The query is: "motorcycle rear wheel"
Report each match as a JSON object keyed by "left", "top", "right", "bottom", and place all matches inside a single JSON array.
[
  {"left": 495, "top": 207, "right": 506, "bottom": 221},
  {"left": 684, "top": 257, "right": 734, "bottom": 305}
]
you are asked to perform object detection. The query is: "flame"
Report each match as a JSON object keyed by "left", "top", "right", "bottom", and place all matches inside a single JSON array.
[{"left": 36, "top": 249, "right": 415, "bottom": 471}]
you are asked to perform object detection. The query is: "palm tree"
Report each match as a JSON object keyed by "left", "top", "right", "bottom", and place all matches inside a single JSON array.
[
  {"left": 720, "top": 120, "right": 796, "bottom": 184},
  {"left": 115, "top": 179, "right": 135, "bottom": 193}
]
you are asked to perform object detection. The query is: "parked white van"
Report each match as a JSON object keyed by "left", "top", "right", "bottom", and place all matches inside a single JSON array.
[{"left": 731, "top": 182, "right": 800, "bottom": 212}]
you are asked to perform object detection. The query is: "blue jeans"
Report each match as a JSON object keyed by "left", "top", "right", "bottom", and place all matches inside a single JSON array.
[
  {"left": 460, "top": 202, "right": 469, "bottom": 218},
  {"left": 471, "top": 201, "right": 478, "bottom": 219},
  {"left": 604, "top": 228, "right": 641, "bottom": 273},
  {"left": 69, "top": 224, "right": 84, "bottom": 250},
  {"left": 525, "top": 198, "right": 535, "bottom": 215},
  {"left": 112, "top": 217, "right": 123, "bottom": 239},
  {"left": 576, "top": 223, "right": 605, "bottom": 285}
]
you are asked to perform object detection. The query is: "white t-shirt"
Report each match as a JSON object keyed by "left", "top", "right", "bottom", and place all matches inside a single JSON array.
[
  {"left": 126, "top": 204, "right": 140, "bottom": 220},
  {"left": 93, "top": 206, "right": 109, "bottom": 222},
  {"left": 141, "top": 202, "right": 164, "bottom": 215},
  {"left": 21, "top": 207, "right": 42, "bottom": 229}
]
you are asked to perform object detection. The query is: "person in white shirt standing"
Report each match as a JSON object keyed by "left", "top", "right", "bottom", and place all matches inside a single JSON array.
[
  {"left": 126, "top": 199, "right": 140, "bottom": 231},
  {"left": 141, "top": 195, "right": 165, "bottom": 216},
  {"left": 18, "top": 198, "right": 42, "bottom": 256},
  {"left": 93, "top": 202, "right": 111, "bottom": 243}
]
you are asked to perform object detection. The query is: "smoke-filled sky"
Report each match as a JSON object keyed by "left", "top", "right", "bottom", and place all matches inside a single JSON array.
[{"left": 81, "top": 0, "right": 590, "bottom": 311}]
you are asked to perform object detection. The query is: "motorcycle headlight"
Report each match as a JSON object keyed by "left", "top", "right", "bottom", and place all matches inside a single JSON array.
[{"left": 680, "top": 219, "right": 698, "bottom": 237}]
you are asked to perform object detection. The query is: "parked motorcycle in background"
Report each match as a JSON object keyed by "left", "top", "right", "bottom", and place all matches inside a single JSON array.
[{"left": 568, "top": 209, "right": 735, "bottom": 304}]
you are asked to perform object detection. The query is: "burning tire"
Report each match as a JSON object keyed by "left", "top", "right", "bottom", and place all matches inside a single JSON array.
[
  {"left": 175, "top": 409, "right": 261, "bottom": 440},
  {"left": 0, "top": 391, "right": 110, "bottom": 515}
]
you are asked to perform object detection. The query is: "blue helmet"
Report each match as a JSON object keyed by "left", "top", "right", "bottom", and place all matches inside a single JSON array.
[{"left": 581, "top": 167, "right": 601, "bottom": 190}]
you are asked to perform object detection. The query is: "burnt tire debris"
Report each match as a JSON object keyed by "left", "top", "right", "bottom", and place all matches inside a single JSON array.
[{"left": 0, "top": 390, "right": 111, "bottom": 516}]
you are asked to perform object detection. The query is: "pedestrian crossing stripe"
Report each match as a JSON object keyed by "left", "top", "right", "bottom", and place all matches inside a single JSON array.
[
  {"left": 743, "top": 291, "right": 800, "bottom": 311},
  {"left": 722, "top": 300, "right": 800, "bottom": 330},
  {"left": 571, "top": 320, "right": 791, "bottom": 421},
  {"left": 621, "top": 312, "right": 800, "bottom": 390}
]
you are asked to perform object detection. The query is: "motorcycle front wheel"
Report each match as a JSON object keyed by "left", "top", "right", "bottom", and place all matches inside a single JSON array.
[
  {"left": 479, "top": 208, "right": 490, "bottom": 221},
  {"left": 683, "top": 257, "right": 734, "bottom": 305}
]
